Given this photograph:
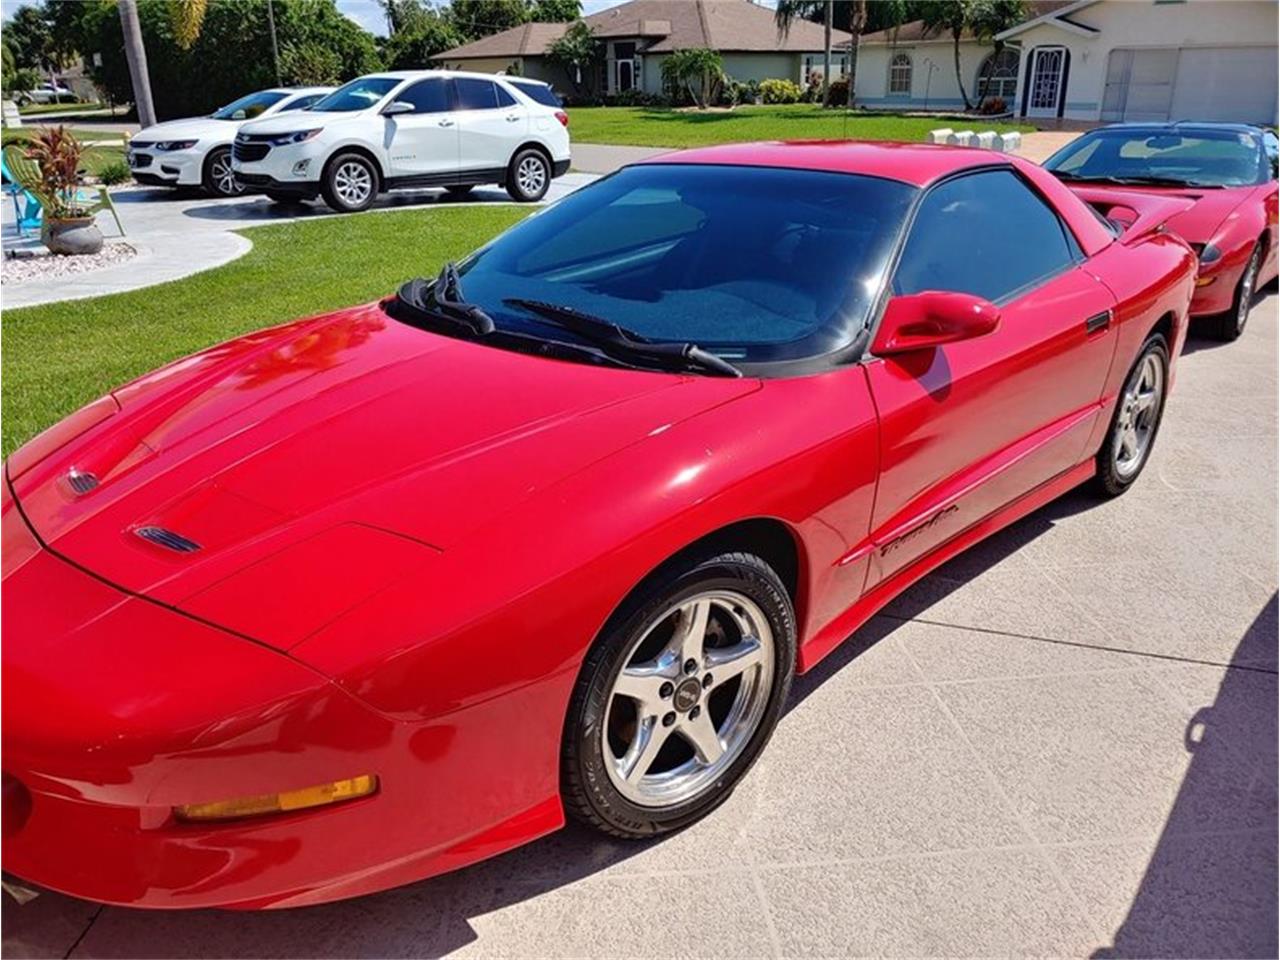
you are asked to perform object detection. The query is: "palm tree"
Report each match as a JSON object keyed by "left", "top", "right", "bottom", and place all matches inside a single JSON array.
[
  {"left": 169, "top": 0, "right": 208, "bottom": 50},
  {"left": 117, "top": 0, "right": 156, "bottom": 127},
  {"left": 921, "top": 0, "right": 975, "bottom": 111},
  {"left": 844, "top": 0, "right": 867, "bottom": 107},
  {"left": 970, "top": 0, "right": 1026, "bottom": 109},
  {"left": 774, "top": 1, "right": 832, "bottom": 105}
]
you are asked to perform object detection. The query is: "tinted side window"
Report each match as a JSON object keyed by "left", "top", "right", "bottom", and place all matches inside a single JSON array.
[
  {"left": 455, "top": 78, "right": 500, "bottom": 111},
  {"left": 399, "top": 79, "right": 452, "bottom": 114},
  {"left": 512, "top": 81, "right": 561, "bottom": 107},
  {"left": 494, "top": 83, "right": 516, "bottom": 107},
  {"left": 278, "top": 94, "right": 321, "bottom": 113},
  {"left": 895, "top": 170, "right": 1077, "bottom": 302}
]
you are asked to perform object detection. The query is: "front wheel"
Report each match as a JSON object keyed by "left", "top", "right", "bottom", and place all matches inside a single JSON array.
[
  {"left": 1209, "top": 242, "right": 1262, "bottom": 341},
  {"left": 321, "top": 152, "right": 378, "bottom": 213},
  {"left": 1093, "top": 332, "right": 1169, "bottom": 498},
  {"left": 202, "top": 147, "right": 244, "bottom": 198},
  {"left": 505, "top": 148, "right": 550, "bottom": 203},
  {"left": 563, "top": 551, "right": 795, "bottom": 838}
]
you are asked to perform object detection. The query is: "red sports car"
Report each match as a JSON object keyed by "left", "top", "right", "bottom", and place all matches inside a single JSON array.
[
  {"left": 3, "top": 142, "right": 1197, "bottom": 909},
  {"left": 1044, "top": 122, "right": 1278, "bottom": 341}
]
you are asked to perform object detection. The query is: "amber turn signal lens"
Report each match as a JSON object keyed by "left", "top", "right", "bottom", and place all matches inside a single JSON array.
[
  {"left": 1195, "top": 275, "right": 1217, "bottom": 287},
  {"left": 174, "top": 775, "right": 377, "bottom": 822}
]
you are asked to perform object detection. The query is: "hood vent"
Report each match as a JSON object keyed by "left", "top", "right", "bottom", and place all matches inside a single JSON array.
[
  {"left": 66, "top": 469, "right": 99, "bottom": 496},
  {"left": 135, "top": 526, "right": 202, "bottom": 554}
]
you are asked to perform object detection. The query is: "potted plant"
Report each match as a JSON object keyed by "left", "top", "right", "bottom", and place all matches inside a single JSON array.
[{"left": 25, "top": 126, "right": 103, "bottom": 255}]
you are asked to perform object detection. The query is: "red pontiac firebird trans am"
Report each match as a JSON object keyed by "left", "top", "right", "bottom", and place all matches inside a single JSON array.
[
  {"left": 3, "top": 142, "right": 1197, "bottom": 910},
  {"left": 1045, "top": 122, "right": 1279, "bottom": 341}
]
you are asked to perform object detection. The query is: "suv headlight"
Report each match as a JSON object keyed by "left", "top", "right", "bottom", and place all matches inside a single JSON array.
[
  {"left": 155, "top": 140, "right": 198, "bottom": 151},
  {"left": 267, "top": 129, "right": 323, "bottom": 146}
]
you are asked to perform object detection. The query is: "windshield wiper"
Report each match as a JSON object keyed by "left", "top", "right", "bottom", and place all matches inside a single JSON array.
[
  {"left": 504, "top": 298, "right": 743, "bottom": 378},
  {"left": 392, "top": 262, "right": 495, "bottom": 336},
  {"left": 1052, "top": 171, "right": 1223, "bottom": 189}
]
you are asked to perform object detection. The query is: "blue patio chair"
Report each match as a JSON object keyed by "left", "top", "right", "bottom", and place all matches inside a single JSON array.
[{"left": 1, "top": 149, "right": 43, "bottom": 236}]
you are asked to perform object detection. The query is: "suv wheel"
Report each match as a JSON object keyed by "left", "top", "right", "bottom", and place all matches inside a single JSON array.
[
  {"left": 202, "top": 147, "right": 244, "bottom": 198},
  {"left": 321, "top": 152, "right": 378, "bottom": 213},
  {"left": 505, "top": 148, "right": 550, "bottom": 203}
]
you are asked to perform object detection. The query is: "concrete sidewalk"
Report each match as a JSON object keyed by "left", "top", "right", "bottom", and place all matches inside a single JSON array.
[{"left": 4, "top": 294, "right": 1275, "bottom": 957}]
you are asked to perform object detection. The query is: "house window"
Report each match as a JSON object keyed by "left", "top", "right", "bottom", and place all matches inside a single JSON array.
[
  {"left": 976, "top": 48, "right": 1020, "bottom": 101},
  {"left": 888, "top": 52, "right": 912, "bottom": 95}
]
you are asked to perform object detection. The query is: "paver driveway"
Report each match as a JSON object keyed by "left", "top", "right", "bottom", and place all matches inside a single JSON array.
[{"left": 4, "top": 293, "right": 1276, "bottom": 959}]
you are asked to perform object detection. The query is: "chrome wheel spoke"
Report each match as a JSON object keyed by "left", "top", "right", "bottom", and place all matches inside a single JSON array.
[
  {"left": 704, "top": 637, "right": 764, "bottom": 684},
  {"left": 614, "top": 665, "right": 669, "bottom": 714},
  {"left": 619, "top": 716, "right": 671, "bottom": 784},
  {"left": 673, "top": 598, "right": 711, "bottom": 666},
  {"left": 681, "top": 710, "right": 724, "bottom": 765}
]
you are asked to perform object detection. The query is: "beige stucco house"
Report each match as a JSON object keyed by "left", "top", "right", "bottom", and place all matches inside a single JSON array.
[
  {"left": 436, "top": 0, "right": 851, "bottom": 96},
  {"left": 853, "top": 0, "right": 1277, "bottom": 124}
]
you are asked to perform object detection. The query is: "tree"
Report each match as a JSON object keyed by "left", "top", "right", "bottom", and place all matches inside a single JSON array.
[
  {"left": 530, "top": 0, "right": 581, "bottom": 22},
  {"left": 378, "top": 0, "right": 430, "bottom": 34},
  {"left": 118, "top": 0, "right": 157, "bottom": 126},
  {"left": 969, "top": 0, "right": 1026, "bottom": 108},
  {"left": 660, "top": 48, "right": 723, "bottom": 109},
  {"left": 5, "top": 5, "right": 54, "bottom": 71},
  {"left": 773, "top": 0, "right": 833, "bottom": 106},
  {"left": 845, "top": 0, "right": 866, "bottom": 107},
  {"left": 921, "top": 0, "right": 976, "bottom": 110},
  {"left": 381, "top": 12, "right": 462, "bottom": 69},
  {"left": 280, "top": 39, "right": 342, "bottom": 83},
  {"left": 446, "top": 0, "right": 529, "bottom": 40},
  {"left": 168, "top": 0, "right": 207, "bottom": 50},
  {"left": 545, "top": 19, "right": 600, "bottom": 98}
]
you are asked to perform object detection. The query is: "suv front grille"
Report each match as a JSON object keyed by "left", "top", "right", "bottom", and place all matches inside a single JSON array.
[{"left": 232, "top": 141, "right": 271, "bottom": 163}]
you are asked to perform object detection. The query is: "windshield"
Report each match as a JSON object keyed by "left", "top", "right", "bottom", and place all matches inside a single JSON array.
[
  {"left": 211, "top": 90, "right": 287, "bottom": 120},
  {"left": 1045, "top": 128, "right": 1266, "bottom": 187},
  {"left": 310, "top": 76, "right": 400, "bottom": 113},
  {"left": 451, "top": 164, "right": 915, "bottom": 365}
]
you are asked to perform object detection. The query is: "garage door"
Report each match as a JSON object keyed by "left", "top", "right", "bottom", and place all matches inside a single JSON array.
[{"left": 1101, "top": 47, "right": 1278, "bottom": 124}]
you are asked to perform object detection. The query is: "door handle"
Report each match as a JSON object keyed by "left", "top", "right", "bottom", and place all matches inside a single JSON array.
[
  {"left": 1084, "top": 311, "right": 1111, "bottom": 335},
  {"left": 438, "top": 118, "right": 455, "bottom": 127}
]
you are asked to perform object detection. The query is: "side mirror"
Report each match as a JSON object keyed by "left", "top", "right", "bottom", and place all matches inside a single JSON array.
[
  {"left": 872, "top": 291, "right": 1001, "bottom": 356},
  {"left": 382, "top": 101, "right": 414, "bottom": 116}
]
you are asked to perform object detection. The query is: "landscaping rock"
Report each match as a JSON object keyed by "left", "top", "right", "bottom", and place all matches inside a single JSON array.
[{"left": 2, "top": 242, "right": 137, "bottom": 285}]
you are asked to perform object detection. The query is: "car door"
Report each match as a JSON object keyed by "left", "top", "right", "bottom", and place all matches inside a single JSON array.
[
  {"left": 454, "top": 77, "right": 527, "bottom": 177},
  {"left": 384, "top": 78, "right": 459, "bottom": 181},
  {"left": 862, "top": 167, "right": 1118, "bottom": 587}
]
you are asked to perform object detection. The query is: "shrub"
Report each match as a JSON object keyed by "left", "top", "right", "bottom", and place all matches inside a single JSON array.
[
  {"left": 660, "top": 48, "right": 723, "bottom": 109},
  {"left": 605, "top": 89, "right": 669, "bottom": 107},
  {"left": 978, "top": 95, "right": 1007, "bottom": 115},
  {"left": 22, "top": 126, "right": 91, "bottom": 218},
  {"left": 827, "top": 76, "right": 850, "bottom": 106},
  {"left": 759, "top": 78, "right": 802, "bottom": 104},
  {"left": 96, "top": 158, "right": 132, "bottom": 186}
]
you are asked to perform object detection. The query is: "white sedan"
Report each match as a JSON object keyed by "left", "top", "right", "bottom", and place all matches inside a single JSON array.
[{"left": 127, "top": 86, "right": 332, "bottom": 197}]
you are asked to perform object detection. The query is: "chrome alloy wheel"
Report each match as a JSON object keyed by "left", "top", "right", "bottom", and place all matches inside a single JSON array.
[
  {"left": 333, "top": 161, "right": 373, "bottom": 206},
  {"left": 1113, "top": 351, "right": 1165, "bottom": 479},
  {"left": 210, "top": 152, "right": 243, "bottom": 196},
  {"left": 1237, "top": 245, "right": 1261, "bottom": 334},
  {"left": 602, "top": 592, "right": 774, "bottom": 807},
  {"left": 516, "top": 155, "right": 547, "bottom": 197}
]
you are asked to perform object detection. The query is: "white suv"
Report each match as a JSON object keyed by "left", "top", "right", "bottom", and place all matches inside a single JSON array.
[
  {"left": 231, "top": 70, "right": 572, "bottom": 212},
  {"left": 128, "top": 87, "right": 333, "bottom": 197}
]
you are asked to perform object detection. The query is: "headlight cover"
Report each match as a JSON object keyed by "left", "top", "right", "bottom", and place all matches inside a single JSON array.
[
  {"left": 155, "top": 140, "right": 198, "bottom": 151},
  {"left": 1197, "top": 242, "right": 1223, "bottom": 265},
  {"left": 267, "top": 129, "right": 324, "bottom": 146}
]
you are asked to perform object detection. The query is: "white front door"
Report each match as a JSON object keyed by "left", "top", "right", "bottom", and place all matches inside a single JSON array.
[
  {"left": 385, "top": 78, "right": 459, "bottom": 179},
  {"left": 1027, "top": 46, "right": 1066, "bottom": 118}
]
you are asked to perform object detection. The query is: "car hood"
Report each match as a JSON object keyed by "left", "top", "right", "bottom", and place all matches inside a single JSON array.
[
  {"left": 133, "top": 116, "right": 233, "bottom": 143},
  {"left": 8, "top": 302, "right": 758, "bottom": 644},
  {"left": 238, "top": 110, "right": 361, "bottom": 135}
]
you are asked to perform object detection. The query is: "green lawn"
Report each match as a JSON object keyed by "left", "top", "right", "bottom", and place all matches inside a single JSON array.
[
  {"left": 566, "top": 104, "right": 1034, "bottom": 148},
  {"left": 2, "top": 206, "right": 529, "bottom": 455}
]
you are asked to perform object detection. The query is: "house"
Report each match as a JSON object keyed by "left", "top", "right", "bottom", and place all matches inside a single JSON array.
[
  {"left": 435, "top": 0, "right": 852, "bottom": 97},
  {"left": 852, "top": 0, "right": 1278, "bottom": 124}
]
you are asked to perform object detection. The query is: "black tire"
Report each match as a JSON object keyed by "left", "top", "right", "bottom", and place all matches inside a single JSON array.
[
  {"left": 563, "top": 550, "right": 796, "bottom": 839},
  {"left": 1208, "top": 242, "right": 1262, "bottom": 342},
  {"left": 1093, "top": 332, "right": 1169, "bottom": 498},
  {"left": 443, "top": 183, "right": 474, "bottom": 200},
  {"left": 201, "top": 146, "right": 244, "bottom": 198},
  {"left": 505, "top": 148, "right": 551, "bottom": 203},
  {"left": 320, "top": 151, "right": 378, "bottom": 213}
]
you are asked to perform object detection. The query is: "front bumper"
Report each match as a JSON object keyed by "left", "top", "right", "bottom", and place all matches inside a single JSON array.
[
  {"left": 231, "top": 140, "right": 326, "bottom": 195},
  {"left": 127, "top": 146, "right": 204, "bottom": 187},
  {"left": 1, "top": 482, "right": 564, "bottom": 908}
]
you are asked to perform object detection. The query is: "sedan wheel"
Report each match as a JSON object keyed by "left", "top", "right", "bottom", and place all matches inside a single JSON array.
[
  {"left": 1094, "top": 333, "right": 1168, "bottom": 497},
  {"left": 203, "top": 147, "right": 244, "bottom": 197},
  {"left": 564, "top": 551, "right": 794, "bottom": 838}
]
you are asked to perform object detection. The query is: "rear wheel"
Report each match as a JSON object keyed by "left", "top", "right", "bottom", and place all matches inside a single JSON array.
[
  {"left": 321, "top": 152, "right": 378, "bottom": 213},
  {"left": 202, "top": 147, "right": 243, "bottom": 198},
  {"left": 1093, "top": 332, "right": 1169, "bottom": 498},
  {"left": 563, "top": 551, "right": 795, "bottom": 838},
  {"left": 505, "top": 148, "right": 550, "bottom": 203},
  {"left": 1209, "top": 242, "right": 1262, "bottom": 341}
]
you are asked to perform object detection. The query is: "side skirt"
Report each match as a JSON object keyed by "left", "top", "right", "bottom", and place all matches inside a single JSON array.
[
  {"left": 384, "top": 167, "right": 508, "bottom": 191},
  {"left": 797, "top": 458, "right": 1097, "bottom": 673}
]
